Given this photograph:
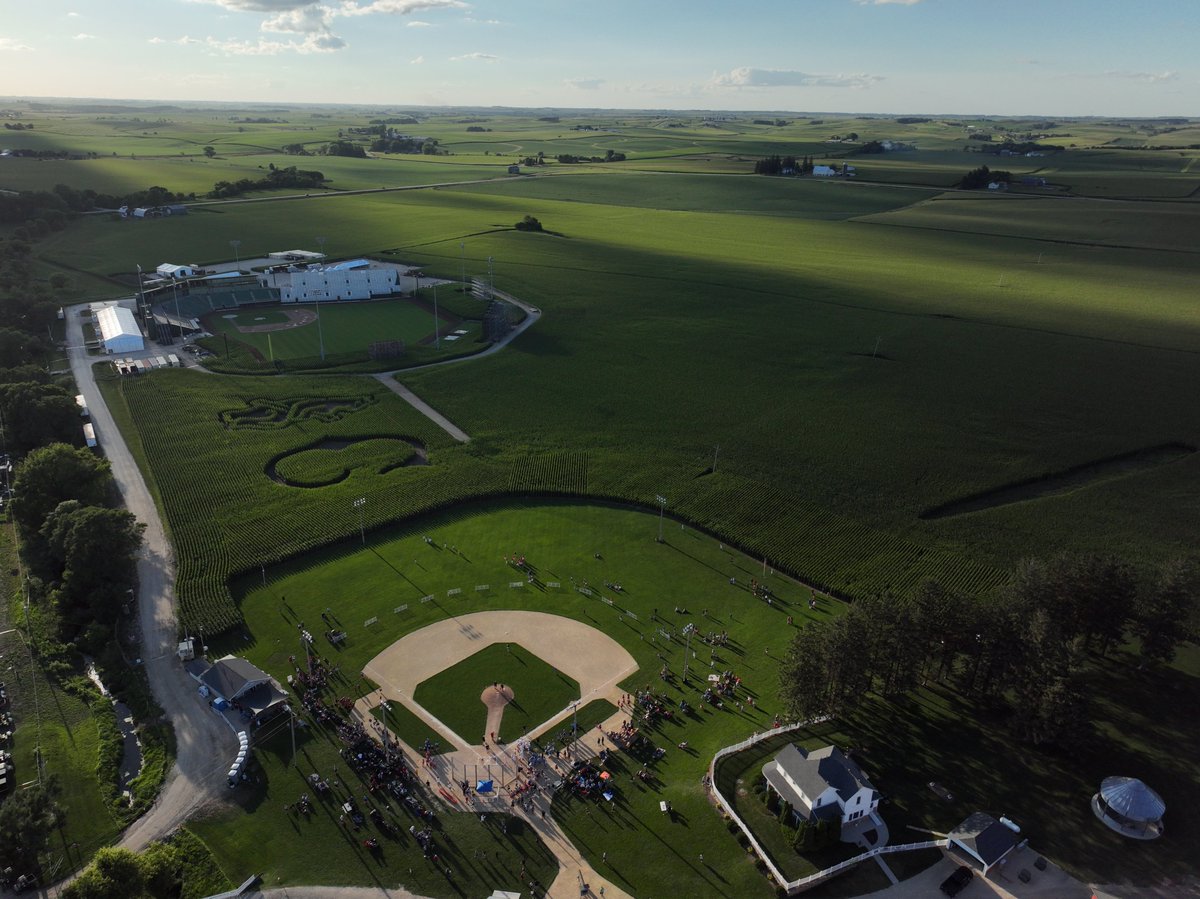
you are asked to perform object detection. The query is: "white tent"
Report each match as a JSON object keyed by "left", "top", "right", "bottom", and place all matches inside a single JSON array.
[{"left": 96, "top": 305, "right": 144, "bottom": 354}]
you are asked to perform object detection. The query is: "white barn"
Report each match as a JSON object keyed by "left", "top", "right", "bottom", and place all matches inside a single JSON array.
[
  {"left": 273, "top": 264, "right": 401, "bottom": 303},
  {"left": 95, "top": 305, "right": 144, "bottom": 354},
  {"left": 157, "top": 263, "right": 196, "bottom": 280},
  {"left": 763, "top": 744, "right": 880, "bottom": 828},
  {"left": 812, "top": 165, "right": 838, "bottom": 177}
]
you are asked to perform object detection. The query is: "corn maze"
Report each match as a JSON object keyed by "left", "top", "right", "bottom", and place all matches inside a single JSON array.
[{"left": 101, "top": 369, "right": 1009, "bottom": 635}]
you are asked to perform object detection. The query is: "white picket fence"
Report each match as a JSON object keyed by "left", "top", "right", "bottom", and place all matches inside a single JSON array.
[{"left": 708, "top": 719, "right": 948, "bottom": 894}]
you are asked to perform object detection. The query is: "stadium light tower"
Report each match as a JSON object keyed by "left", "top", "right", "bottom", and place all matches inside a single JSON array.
[
  {"left": 229, "top": 239, "right": 242, "bottom": 272},
  {"left": 655, "top": 495, "right": 667, "bottom": 542},
  {"left": 315, "top": 235, "right": 327, "bottom": 259}
]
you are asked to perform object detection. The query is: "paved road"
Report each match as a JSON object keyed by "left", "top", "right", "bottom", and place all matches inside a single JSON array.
[{"left": 64, "top": 306, "right": 235, "bottom": 854}]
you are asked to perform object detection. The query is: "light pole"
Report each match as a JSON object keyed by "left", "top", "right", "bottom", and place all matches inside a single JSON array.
[
  {"left": 432, "top": 280, "right": 440, "bottom": 349},
  {"left": 569, "top": 700, "right": 580, "bottom": 760},
  {"left": 682, "top": 623, "right": 695, "bottom": 683},
  {"left": 230, "top": 239, "right": 242, "bottom": 272},
  {"left": 353, "top": 496, "right": 366, "bottom": 544},
  {"left": 380, "top": 696, "right": 391, "bottom": 759},
  {"left": 315, "top": 235, "right": 327, "bottom": 260},
  {"left": 655, "top": 495, "right": 667, "bottom": 543},
  {"left": 460, "top": 241, "right": 466, "bottom": 292},
  {"left": 487, "top": 256, "right": 495, "bottom": 301}
]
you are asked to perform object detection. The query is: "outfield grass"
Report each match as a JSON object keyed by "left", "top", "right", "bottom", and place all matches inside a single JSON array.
[
  {"left": 413, "top": 643, "right": 579, "bottom": 745},
  {"left": 202, "top": 298, "right": 441, "bottom": 362}
]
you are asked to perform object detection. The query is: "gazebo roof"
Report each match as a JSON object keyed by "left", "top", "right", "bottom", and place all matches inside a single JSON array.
[{"left": 1099, "top": 777, "right": 1165, "bottom": 823}]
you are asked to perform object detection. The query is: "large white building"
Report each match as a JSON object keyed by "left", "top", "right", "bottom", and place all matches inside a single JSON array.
[
  {"left": 95, "top": 305, "right": 145, "bottom": 354},
  {"left": 269, "top": 261, "right": 403, "bottom": 303}
]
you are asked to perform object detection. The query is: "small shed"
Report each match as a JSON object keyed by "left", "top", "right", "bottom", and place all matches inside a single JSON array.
[
  {"left": 157, "top": 263, "right": 195, "bottom": 280},
  {"left": 948, "top": 812, "right": 1020, "bottom": 875}
]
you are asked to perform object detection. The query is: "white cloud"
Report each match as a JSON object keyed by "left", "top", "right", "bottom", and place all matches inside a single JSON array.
[
  {"left": 406, "top": 19, "right": 432, "bottom": 26},
  {"left": 464, "top": 16, "right": 500, "bottom": 24},
  {"left": 338, "top": 0, "right": 467, "bottom": 16},
  {"left": 712, "top": 67, "right": 882, "bottom": 89},
  {"left": 66, "top": 11, "right": 81, "bottom": 17},
  {"left": 1104, "top": 70, "right": 1178, "bottom": 83},
  {"left": 73, "top": 32, "right": 98, "bottom": 40},
  {"left": 565, "top": 77, "right": 604, "bottom": 90},
  {"left": 410, "top": 55, "right": 424, "bottom": 64},
  {"left": 0, "top": 37, "right": 35, "bottom": 51},
  {"left": 262, "top": 6, "right": 332, "bottom": 33},
  {"left": 450, "top": 51, "right": 496, "bottom": 61}
]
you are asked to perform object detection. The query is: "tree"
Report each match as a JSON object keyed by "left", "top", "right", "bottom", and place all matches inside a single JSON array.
[
  {"left": 514, "top": 215, "right": 543, "bottom": 232},
  {"left": 0, "top": 381, "right": 80, "bottom": 456},
  {"left": 1133, "top": 558, "right": 1199, "bottom": 666},
  {"left": 779, "top": 625, "right": 833, "bottom": 721},
  {"left": 40, "top": 502, "right": 143, "bottom": 637},
  {"left": 62, "top": 847, "right": 146, "bottom": 899},
  {"left": 202, "top": 146, "right": 216, "bottom": 158},
  {"left": 9, "top": 443, "right": 112, "bottom": 540},
  {"left": 0, "top": 777, "right": 62, "bottom": 872}
]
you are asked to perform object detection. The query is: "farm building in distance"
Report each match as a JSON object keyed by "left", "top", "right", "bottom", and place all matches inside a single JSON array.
[
  {"left": 268, "top": 249, "right": 326, "bottom": 263},
  {"left": 157, "top": 263, "right": 198, "bottom": 280},
  {"left": 95, "top": 304, "right": 145, "bottom": 353},
  {"left": 268, "top": 260, "right": 403, "bottom": 303}
]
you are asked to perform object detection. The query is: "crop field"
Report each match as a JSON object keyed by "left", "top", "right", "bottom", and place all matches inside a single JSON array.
[
  {"left": 202, "top": 298, "right": 444, "bottom": 362},
  {"left": 25, "top": 104, "right": 1200, "bottom": 891}
]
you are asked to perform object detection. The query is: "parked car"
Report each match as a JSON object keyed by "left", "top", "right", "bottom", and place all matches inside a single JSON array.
[{"left": 940, "top": 865, "right": 973, "bottom": 897}]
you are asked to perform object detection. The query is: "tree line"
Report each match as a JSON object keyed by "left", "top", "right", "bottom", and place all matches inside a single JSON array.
[
  {"left": 754, "top": 155, "right": 816, "bottom": 176},
  {"left": 780, "top": 554, "right": 1198, "bottom": 748}
]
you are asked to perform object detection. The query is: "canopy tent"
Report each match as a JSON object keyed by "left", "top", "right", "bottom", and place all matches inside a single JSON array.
[{"left": 476, "top": 780, "right": 494, "bottom": 794}]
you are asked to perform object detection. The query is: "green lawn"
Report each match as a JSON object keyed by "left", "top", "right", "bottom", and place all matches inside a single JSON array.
[
  {"left": 369, "top": 701, "right": 448, "bottom": 756},
  {"left": 188, "top": 723, "right": 557, "bottom": 896},
  {"left": 203, "top": 298, "right": 441, "bottom": 362},
  {"left": 414, "top": 643, "right": 579, "bottom": 745}
]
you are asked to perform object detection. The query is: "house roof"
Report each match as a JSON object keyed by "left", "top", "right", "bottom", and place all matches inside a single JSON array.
[
  {"left": 1099, "top": 777, "right": 1165, "bottom": 823},
  {"left": 199, "top": 655, "right": 271, "bottom": 701},
  {"left": 782, "top": 744, "right": 876, "bottom": 802},
  {"left": 949, "top": 812, "right": 1019, "bottom": 866}
]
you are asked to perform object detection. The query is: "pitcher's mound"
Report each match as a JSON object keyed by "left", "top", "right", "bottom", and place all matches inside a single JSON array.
[{"left": 482, "top": 684, "right": 514, "bottom": 709}]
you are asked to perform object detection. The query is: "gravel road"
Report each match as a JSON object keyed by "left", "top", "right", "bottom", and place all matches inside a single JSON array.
[{"left": 64, "top": 306, "right": 235, "bottom": 853}]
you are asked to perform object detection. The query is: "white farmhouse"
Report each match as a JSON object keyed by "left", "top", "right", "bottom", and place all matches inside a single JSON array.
[
  {"left": 811, "top": 165, "right": 838, "bottom": 177},
  {"left": 763, "top": 744, "right": 880, "bottom": 828}
]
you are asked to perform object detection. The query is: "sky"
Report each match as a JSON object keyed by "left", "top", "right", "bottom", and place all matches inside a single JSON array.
[{"left": 0, "top": 0, "right": 1197, "bottom": 116}]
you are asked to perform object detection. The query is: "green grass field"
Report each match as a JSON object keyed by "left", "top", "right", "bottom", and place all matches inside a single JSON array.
[
  {"left": 203, "top": 298, "right": 443, "bottom": 362},
  {"left": 413, "top": 643, "right": 580, "bottom": 745}
]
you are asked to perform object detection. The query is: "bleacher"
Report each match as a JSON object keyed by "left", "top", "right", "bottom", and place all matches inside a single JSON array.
[{"left": 150, "top": 286, "right": 281, "bottom": 321}]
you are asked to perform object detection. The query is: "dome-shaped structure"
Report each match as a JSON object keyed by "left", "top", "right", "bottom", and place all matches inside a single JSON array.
[{"left": 1091, "top": 777, "right": 1165, "bottom": 840}]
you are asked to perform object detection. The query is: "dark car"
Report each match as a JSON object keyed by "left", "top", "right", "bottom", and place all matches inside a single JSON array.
[{"left": 940, "top": 865, "right": 973, "bottom": 897}]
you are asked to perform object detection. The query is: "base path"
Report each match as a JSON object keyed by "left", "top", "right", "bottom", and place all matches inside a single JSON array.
[{"left": 64, "top": 306, "right": 235, "bottom": 854}]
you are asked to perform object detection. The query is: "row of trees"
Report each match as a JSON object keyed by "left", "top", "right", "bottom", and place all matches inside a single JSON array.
[
  {"left": 369, "top": 136, "right": 440, "bottom": 155},
  {"left": 960, "top": 164, "right": 1011, "bottom": 189},
  {"left": 555, "top": 149, "right": 626, "bottom": 164},
  {"left": 210, "top": 165, "right": 326, "bottom": 199},
  {"left": 780, "top": 554, "right": 1198, "bottom": 748},
  {"left": 753, "top": 155, "right": 816, "bottom": 176}
]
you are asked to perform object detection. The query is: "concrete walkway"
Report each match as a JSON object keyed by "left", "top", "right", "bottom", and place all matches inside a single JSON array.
[{"left": 374, "top": 377, "right": 472, "bottom": 443}]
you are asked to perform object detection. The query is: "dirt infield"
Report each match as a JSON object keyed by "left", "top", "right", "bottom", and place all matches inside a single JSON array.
[
  {"left": 232, "top": 308, "right": 317, "bottom": 333},
  {"left": 362, "top": 610, "right": 638, "bottom": 750}
]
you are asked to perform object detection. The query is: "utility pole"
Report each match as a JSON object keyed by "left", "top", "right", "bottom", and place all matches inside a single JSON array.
[{"left": 353, "top": 496, "right": 366, "bottom": 544}]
